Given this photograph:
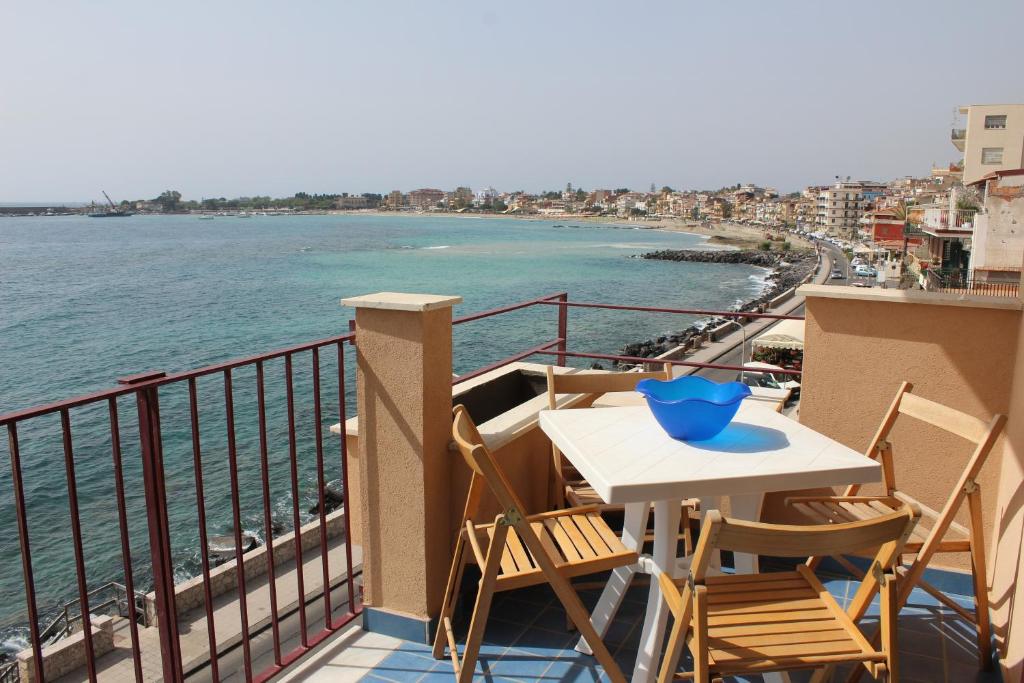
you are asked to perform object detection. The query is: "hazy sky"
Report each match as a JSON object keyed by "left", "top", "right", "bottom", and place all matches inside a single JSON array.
[{"left": 2, "top": 1, "right": 1022, "bottom": 202}]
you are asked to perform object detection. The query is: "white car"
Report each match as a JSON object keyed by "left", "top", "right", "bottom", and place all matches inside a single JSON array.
[
  {"left": 739, "top": 362, "right": 801, "bottom": 397},
  {"left": 854, "top": 264, "right": 877, "bottom": 277}
]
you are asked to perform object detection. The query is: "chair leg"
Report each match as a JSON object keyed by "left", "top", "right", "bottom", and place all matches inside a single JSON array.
[
  {"left": 432, "top": 533, "right": 469, "bottom": 660},
  {"left": 880, "top": 572, "right": 898, "bottom": 683},
  {"left": 967, "top": 487, "right": 993, "bottom": 671},
  {"left": 546, "top": 567, "right": 628, "bottom": 683},
  {"left": 808, "top": 665, "right": 835, "bottom": 683},
  {"left": 457, "top": 524, "right": 507, "bottom": 683},
  {"left": 656, "top": 610, "right": 688, "bottom": 683},
  {"left": 692, "top": 585, "right": 709, "bottom": 683}
]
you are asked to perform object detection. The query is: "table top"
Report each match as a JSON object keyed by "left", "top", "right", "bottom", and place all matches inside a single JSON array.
[{"left": 538, "top": 401, "right": 880, "bottom": 504}]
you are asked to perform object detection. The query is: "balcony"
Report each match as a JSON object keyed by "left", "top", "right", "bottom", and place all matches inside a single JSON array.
[
  {"left": 2, "top": 282, "right": 1023, "bottom": 683},
  {"left": 920, "top": 206, "right": 977, "bottom": 236},
  {"left": 926, "top": 268, "right": 1021, "bottom": 298},
  {"left": 952, "top": 128, "right": 967, "bottom": 152}
]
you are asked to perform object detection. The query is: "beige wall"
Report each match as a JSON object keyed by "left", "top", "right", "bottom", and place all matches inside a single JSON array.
[
  {"left": 765, "top": 287, "right": 1021, "bottom": 578},
  {"left": 991, "top": 287, "right": 1024, "bottom": 678},
  {"left": 960, "top": 104, "right": 1024, "bottom": 185}
]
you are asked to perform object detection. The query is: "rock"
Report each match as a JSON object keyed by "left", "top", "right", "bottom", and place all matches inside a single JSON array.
[
  {"left": 207, "top": 533, "right": 258, "bottom": 565},
  {"left": 308, "top": 478, "right": 345, "bottom": 516}
]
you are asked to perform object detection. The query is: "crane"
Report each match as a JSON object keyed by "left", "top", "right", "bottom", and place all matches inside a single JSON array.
[{"left": 102, "top": 191, "right": 118, "bottom": 210}]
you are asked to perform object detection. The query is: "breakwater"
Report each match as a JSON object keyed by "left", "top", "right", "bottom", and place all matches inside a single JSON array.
[{"left": 618, "top": 249, "right": 817, "bottom": 361}]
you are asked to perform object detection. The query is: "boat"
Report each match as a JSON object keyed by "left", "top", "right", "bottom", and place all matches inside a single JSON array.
[
  {"left": 198, "top": 215, "right": 215, "bottom": 220},
  {"left": 88, "top": 191, "right": 134, "bottom": 217}
]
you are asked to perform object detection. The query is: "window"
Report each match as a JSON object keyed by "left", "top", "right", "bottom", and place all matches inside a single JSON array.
[
  {"left": 982, "top": 147, "right": 1004, "bottom": 164},
  {"left": 984, "top": 115, "right": 1007, "bottom": 130}
]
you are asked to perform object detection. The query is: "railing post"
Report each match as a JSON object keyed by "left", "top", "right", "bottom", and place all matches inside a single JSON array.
[
  {"left": 118, "top": 371, "right": 182, "bottom": 682},
  {"left": 556, "top": 293, "right": 568, "bottom": 367}
]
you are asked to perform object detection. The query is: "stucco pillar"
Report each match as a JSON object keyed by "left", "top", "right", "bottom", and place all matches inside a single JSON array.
[{"left": 342, "top": 292, "right": 462, "bottom": 642}]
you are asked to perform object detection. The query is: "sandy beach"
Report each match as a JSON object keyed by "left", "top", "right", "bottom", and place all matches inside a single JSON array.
[{"left": 347, "top": 209, "right": 814, "bottom": 250}]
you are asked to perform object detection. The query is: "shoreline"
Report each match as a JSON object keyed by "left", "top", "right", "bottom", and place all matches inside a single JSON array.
[{"left": 615, "top": 249, "right": 817, "bottom": 364}]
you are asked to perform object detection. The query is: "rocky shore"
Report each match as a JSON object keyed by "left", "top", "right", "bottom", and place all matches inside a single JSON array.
[{"left": 617, "top": 249, "right": 817, "bottom": 363}]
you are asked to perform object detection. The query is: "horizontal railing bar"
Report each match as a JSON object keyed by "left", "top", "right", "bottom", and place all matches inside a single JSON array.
[
  {"left": 0, "top": 332, "right": 355, "bottom": 425},
  {"left": 452, "top": 338, "right": 564, "bottom": 386},
  {"left": 452, "top": 292, "right": 567, "bottom": 325},
  {"left": 535, "top": 299, "right": 804, "bottom": 321},
  {"left": 532, "top": 348, "right": 803, "bottom": 376}
]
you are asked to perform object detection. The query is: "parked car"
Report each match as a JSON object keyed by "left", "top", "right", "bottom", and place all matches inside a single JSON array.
[
  {"left": 739, "top": 362, "right": 801, "bottom": 398},
  {"left": 854, "top": 264, "right": 877, "bottom": 277}
]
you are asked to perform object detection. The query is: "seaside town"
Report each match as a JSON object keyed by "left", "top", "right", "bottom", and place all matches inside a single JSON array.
[{"left": 6, "top": 104, "right": 1022, "bottom": 300}]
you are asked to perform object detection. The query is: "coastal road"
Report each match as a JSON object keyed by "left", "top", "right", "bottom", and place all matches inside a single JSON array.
[{"left": 693, "top": 239, "right": 845, "bottom": 385}]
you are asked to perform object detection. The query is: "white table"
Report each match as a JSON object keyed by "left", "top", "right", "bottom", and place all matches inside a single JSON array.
[{"left": 538, "top": 401, "right": 881, "bottom": 683}]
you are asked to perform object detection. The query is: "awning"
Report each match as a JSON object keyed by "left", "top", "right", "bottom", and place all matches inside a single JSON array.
[{"left": 752, "top": 319, "right": 805, "bottom": 351}]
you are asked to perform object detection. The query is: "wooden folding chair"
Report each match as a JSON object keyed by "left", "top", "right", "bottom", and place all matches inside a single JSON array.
[
  {"left": 786, "top": 381, "right": 1006, "bottom": 673},
  {"left": 655, "top": 505, "right": 920, "bottom": 683},
  {"left": 545, "top": 364, "right": 698, "bottom": 553},
  {"left": 433, "top": 405, "right": 638, "bottom": 683}
]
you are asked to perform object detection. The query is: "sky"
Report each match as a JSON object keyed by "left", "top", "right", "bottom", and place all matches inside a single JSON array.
[{"left": 2, "top": 1, "right": 1023, "bottom": 203}]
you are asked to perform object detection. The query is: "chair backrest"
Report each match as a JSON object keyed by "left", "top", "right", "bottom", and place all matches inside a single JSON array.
[
  {"left": 452, "top": 404, "right": 531, "bottom": 522},
  {"left": 545, "top": 363, "right": 672, "bottom": 410},
  {"left": 846, "top": 382, "right": 1006, "bottom": 496},
  {"left": 694, "top": 506, "right": 920, "bottom": 570}
]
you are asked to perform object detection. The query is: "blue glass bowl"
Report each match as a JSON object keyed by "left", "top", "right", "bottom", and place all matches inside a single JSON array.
[{"left": 635, "top": 376, "right": 752, "bottom": 441}]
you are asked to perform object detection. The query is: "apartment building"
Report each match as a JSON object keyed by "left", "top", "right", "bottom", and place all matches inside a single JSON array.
[
  {"left": 953, "top": 104, "right": 1024, "bottom": 185},
  {"left": 816, "top": 181, "right": 867, "bottom": 236},
  {"left": 408, "top": 188, "right": 445, "bottom": 209}
]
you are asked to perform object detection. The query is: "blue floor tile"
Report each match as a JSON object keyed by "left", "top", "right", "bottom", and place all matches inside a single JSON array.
[{"left": 365, "top": 569, "right": 1002, "bottom": 682}]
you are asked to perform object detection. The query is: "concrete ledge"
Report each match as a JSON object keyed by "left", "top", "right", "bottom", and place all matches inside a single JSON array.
[
  {"left": 798, "top": 283, "right": 1023, "bottom": 310},
  {"left": 341, "top": 292, "right": 462, "bottom": 311},
  {"left": 148, "top": 509, "right": 347, "bottom": 621},
  {"left": 17, "top": 615, "right": 114, "bottom": 683}
]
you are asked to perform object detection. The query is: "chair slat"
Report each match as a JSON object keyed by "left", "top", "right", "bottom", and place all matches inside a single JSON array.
[
  {"left": 707, "top": 608, "right": 835, "bottom": 627},
  {"left": 707, "top": 588, "right": 816, "bottom": 605},
  {"left": 709, "top": 628, "right": 855, "bottom": 649},
  {"left": 543, "top": 517, "right": 583, "bottom": 562},
  {"left": 503, "top": 528, "right": 534, "bottom": 574},
  {"left": 572, "top": 514, "right": 611, "bottom": 555},
  {"left": 711, "top": 640, "right": 865, "bottom": 663},
  {"left": 897, "top": 392, "right": 989, "bottom": 443}
]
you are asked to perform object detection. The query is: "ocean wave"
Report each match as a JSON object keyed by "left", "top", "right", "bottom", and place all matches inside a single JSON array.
[{"left": 422, "top": 245, "right": 450, "bottom": 250}]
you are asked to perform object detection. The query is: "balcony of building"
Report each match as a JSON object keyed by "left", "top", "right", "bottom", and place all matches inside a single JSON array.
[
  {"left": 952, "top": 128, "right": 967, "bottom": 152},
  {"left": 919, "top": 206, "right": 977, "bottom": 237},
  {"left": 3, "top": 275, "right": 1024, "bottom": 683}
]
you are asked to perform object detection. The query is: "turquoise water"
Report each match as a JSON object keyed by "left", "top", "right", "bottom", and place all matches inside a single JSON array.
[{"left": 0, "top": 214, "right": 767, "bottom": 644}]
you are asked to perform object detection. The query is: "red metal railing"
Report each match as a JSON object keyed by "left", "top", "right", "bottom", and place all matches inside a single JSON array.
[
  {"left": 452, "top": 292, "right": 804, "bottom": 380},
  {"left": 1, "top": 332, "right": 361, "bottom": 683},
  {"left": 1, "top": 290, "right": 803, "bottom": 682}
]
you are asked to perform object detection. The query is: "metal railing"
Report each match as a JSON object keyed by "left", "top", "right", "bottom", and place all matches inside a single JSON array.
[
  {"left": 37, "top": 582, "right": 149, "bottom": 645},
  {"left": 451, "top": 292, "right": 804, "bottom": 379},
  {"left": 926, "top": 269, "right": 1020, "bottom": 298},
  {"left": 1, "top": 331, "right": 361, "bottom": 683},
  {"left": 2, "top": 292, "right": 804, "bottom": 682},
  {"left": 921, "top": 207, "right": 977, "bottom": 232}
]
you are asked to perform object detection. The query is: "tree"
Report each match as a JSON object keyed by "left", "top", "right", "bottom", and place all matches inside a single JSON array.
[
  {"left": 661, "top": 186, "right": 674, "bottom": 194},
  {"left": 155, "top": 190, "right": 182, "bottom": 212},
  {"left": 615, "top": 188, "right": 630, "bottom": 194}
]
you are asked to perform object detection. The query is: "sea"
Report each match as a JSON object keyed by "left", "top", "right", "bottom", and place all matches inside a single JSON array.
[{"left": 0, "top": 213, "right": 769, "bottom": 651}]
